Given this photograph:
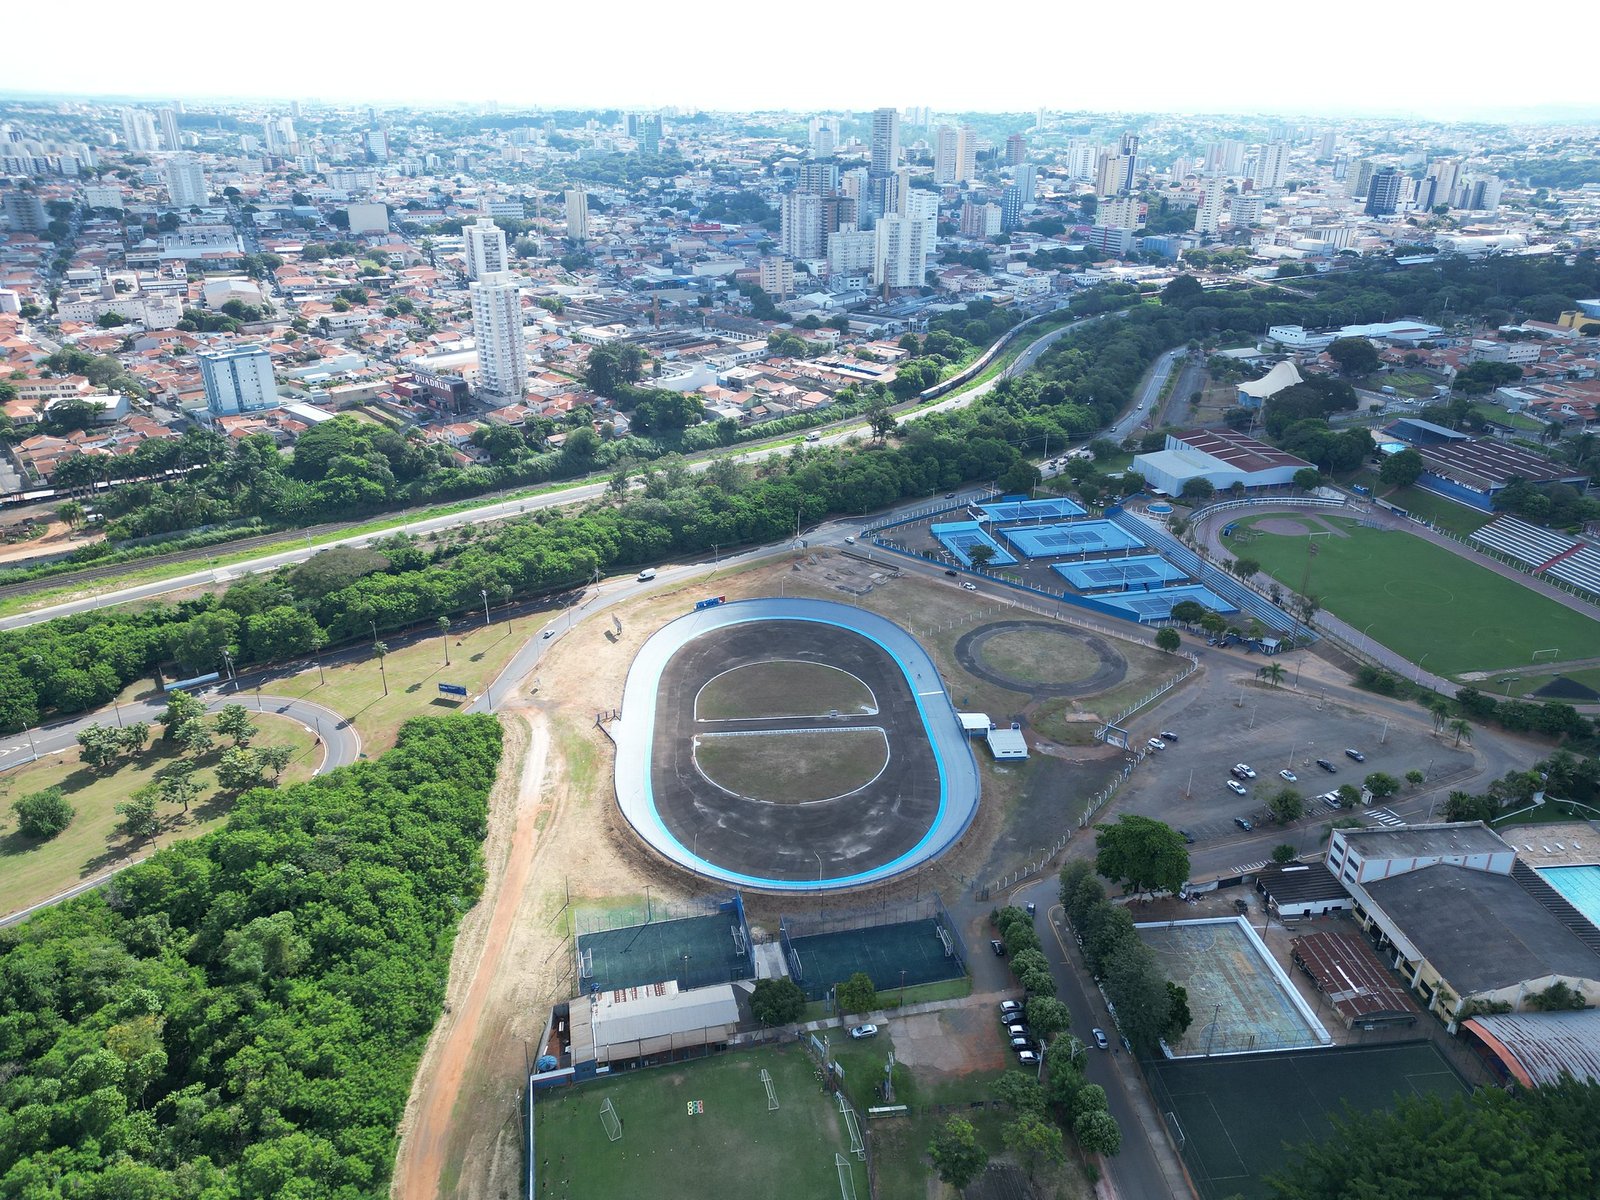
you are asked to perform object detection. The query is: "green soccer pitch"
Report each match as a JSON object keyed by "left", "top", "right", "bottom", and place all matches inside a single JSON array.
[
  {"left": 531, "top": 1047, "right": 865, "bottom": 1200},
  {"left": 1228, "top": 516, "right": 1600, "bottom": 677}
]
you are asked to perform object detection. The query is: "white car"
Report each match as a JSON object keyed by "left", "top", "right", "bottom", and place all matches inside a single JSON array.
[
  {"left": 1146, "top": 738, "right": 1166, "bottom": 751},
  {"left": 1279, "top": 768, "right": 1297, "bottom": 782},
  {"left": 1235, "top": 763, "right": 1257, "bottom": 779},
  {"left": 849, "top": 1024, "right": 878, "bottom": 1040},
  {"left": 961, "top": 582, "right": 977, "bottom": 591},
  {"left": 1227, "top": 779, "right": 1248, "bottom": 795}
]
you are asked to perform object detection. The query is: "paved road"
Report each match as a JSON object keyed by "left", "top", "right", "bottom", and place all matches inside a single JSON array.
[{"left": 1111, "top": 348, "right": 1185, "bottom": 444}]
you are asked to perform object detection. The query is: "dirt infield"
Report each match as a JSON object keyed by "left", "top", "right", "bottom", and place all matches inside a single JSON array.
[
  {"left": 1254, "top": 518, "right": 1311, "bottom": 536},
  {"left": 653, "top": 618, "right": 944, "bottom": 884},
  {"left": 954, "top": 620, "right": 1128, "bottom": 697},
  {"left": 693, "top": 728, "right": 889, "bottom": 804},
  {"left": 695, "top": 659, "right": 878, "bottom": 721}
]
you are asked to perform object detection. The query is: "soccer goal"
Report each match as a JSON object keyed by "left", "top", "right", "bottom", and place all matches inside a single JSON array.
[
  {"left": 844, "top": 1107, "right": 865, "bottom": 1160},
  {"left": 936, "top": 924, "right": 955, "bottom": 958},
  {"left": 731, "top": 924, "right": 747, "bottom": 956},
  {"left": 579, "top": 947, "right": 594, "bottom": 981},
  {"left": 834, "top": 1154, "right": 858, "bottom": 1200},
  {"left": 1165, "top": 1110, "right": 1186, "bottom": 1151},
  {"left": 760, "top": 1067, "right": 779, "bottom": 1111},
  {"left": 600, "top": 1098, "right": 622, "bottom": 1142}
]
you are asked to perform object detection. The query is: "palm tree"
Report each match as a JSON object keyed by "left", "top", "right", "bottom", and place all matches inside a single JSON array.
[
  {"left": 1258, "top": 663, "right": 1287, "bottom": 687},
  {"left": 1448, "top": 718, "right": 1472, "bottom": 747}
]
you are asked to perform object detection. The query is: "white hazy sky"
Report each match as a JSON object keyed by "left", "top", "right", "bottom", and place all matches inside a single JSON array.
[{"left": 9, "top": 1, "right": 1599, "bottom": 120}]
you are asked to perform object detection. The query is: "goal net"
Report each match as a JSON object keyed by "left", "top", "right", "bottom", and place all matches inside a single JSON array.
[
  {"left": 600, "top": 1098, "right": 622, "bottom": 1142},
  {"left": 760, "top": 1067, "right": 778, "bottom": 1111}
]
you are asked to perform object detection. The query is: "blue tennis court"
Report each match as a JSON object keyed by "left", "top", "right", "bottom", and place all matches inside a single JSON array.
[
  {"left": 980, "top": 497, "right": 1086, "bottom": 523},
  {"left": 930, "top": 521, "right": 1018, "bottom": 567},
  {"left": 1054, "top": 555, "right": 1190, "bottom": 590},
  {"left": 1538, "top": 865, "right": 1600, "bottom": 929},
  {"left": 1001, "top": 520, "right": 1145, "bottom": 559},
  {"left": 1098, "top": 585, "right": 1236, "bottom": 622}
]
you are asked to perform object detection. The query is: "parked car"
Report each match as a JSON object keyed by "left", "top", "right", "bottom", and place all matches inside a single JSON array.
[
  {"left": 1016, "top": 1049, "right": 1040, "bottom": 1066},
  {"left": 1178, "top": 828, "right": 1196, "bottom": 844},
  {"left": 1321, "top": 792, "right": 1343, "bottom": 811},
  {"left": 1235, "top": 816, "right": 1253, "bottom": 831},
  {"left": 1010, "top": 1034, "right": 1033, "bottom": 1050},
  {"left": 1006, "top": 1021, "right": 1029, "bottom": 1039},
  {"left": 850, "top": 1024, "right": 878, "bottom": 1039},
  {"left": 1279, "top": 768, "right": 1298, "bottom": 782},
  {"left": 1227, "top": 779, "right": 1248, "bottom": 795},
  {"left": 1235, "top": 763, "right": 1257, "bottom": 778},
  {"left": 1092, "top": 1028, "right": 1110, "bottom": 1050},
  {"left": 990, "top": 939, "right": 1006, "bottom": 956},
  {"left": 1345, "top": 748, "right": 1366, "bottom": 763},
  {"left": 1316, "top": 758, "right": 1337, "bottom": 773},
  {"left": 1230, "top": 765, "right": 1251, "bottom": 781},
  {"left": 1147, "top": 737, "right": 1166, "bottom": 751},
  {"left": 1159, "top": 731, "right": 1180, "bottom": 743},
  {"left": 999, "top": 1000, "right": 1024, "bottom": 1020}
]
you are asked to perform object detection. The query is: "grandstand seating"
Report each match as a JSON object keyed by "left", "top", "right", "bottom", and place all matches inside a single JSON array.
[
  {"left": 1105, "top": 509, "right": 1307, "bottom": 635},
  {"left": 1546, "top": 545, "right": 1600, "bottom": 597},
  {"left": 1470, "top": 516, "right": 1573, "bottom": 571}
]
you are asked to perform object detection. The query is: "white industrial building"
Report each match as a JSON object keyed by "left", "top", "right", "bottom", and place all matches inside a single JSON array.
[{"left": 1133, "top": 428, "right": 1313, "bottom": 495}]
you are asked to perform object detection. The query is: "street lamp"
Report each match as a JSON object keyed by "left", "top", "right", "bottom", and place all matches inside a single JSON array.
[
  {"left": 481, "top": 588, "right": 491, "bottom": 628},
  {"left": 439, "top": 616, "right": 451, "bottom": 666},
  {"left": 1414, "top": 652, "right": 1431, "bottom": 685},
  {"left": 372, "top": 640, "right": 388, "bottom": 697}
]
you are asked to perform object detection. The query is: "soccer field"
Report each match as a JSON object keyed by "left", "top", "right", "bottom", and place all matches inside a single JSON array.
[
  {"left": 1230, "top": 516, "right": 1600, "bottom": 677},
  {"left": 532, "top": 1047, "right": 864, "bottom": 1200}
]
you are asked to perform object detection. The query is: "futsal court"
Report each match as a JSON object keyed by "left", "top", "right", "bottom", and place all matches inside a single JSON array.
[
  {"left": 578, "top": 912, "right": 753, "bottom": 994},
  {"left": 1000, "top": 520, "right": 1144, "bottom": 559},
  {"left": 930, "top": 521, "right": 1018, "bottom": 567},
  {"left": 782, "top": 916, "right": 967, "bottom": 1002},
  {"left": 1053, "top": 554, "right": 1190, "bottom": 590},
  {"left": 1137, "top": 918, "right": 1330, "bottom": 1058},
  {"left": 979, "top": 497, "right": 1086, "bottom": 523}
]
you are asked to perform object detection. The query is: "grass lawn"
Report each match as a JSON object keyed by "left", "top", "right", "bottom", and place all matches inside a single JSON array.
[
  {"left": 979, "top": 626, "right": 1106, "bottom": 685},
  {"left": 267, "top": 618, "right": 529, "bottom": 756},
  {"left": 1489, "top": 666, "right": 1600, "bottom": 700},
  {"left": 0, "top": 716, "right": 318, "bottom": 918},
  {"left": 696, "top": 661, "right": 877, "bottom": 721},
  {"left": 532, "top": 1046, "right": 864, "bottom": 1200},
  {"left": 1471, "top": 402, "right": 1547, "bottom": 433},
  {"left": 1228, "top": 515, "right": 1600, "bottom": 676},
  {"left": 1378, "top": 486, "right": 1493, "bottom": 536},
  {"left": 693, "top": 729, "right": 888, "bottom": 803}
]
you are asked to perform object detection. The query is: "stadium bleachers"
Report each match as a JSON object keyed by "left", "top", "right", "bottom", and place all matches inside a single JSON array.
[
  {"left": 1106, "top": 508, "right": 1306, "bottom": 635},
  {"left": 1470, "top": 516, "right": 1600, "bottom": 597},
  {"left": 1470, "top": 515, "right": 1574, "bottom": 571}
]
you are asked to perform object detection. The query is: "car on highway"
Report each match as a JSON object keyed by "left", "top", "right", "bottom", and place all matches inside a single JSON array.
[
  {"left": 843, "top": 536, "right": 855, "bottom": 544},
  {"left": 1234, "top": 763, "right": 1257, "bottom": 779},
  {"left": 1159, "top": 730, "right": 1180, "bottom": 743},
  {"left": 1147, "top": 737, "right": 1166, "bottom": 751},
  {"left": 1345, "top": 748, "right": 1366, "bottom": 763},
  {"left": 944, "top": 568, "right": 958, "bottom": 577},
  {"left": 944, "top": 492, "right": 957, "bottom": 499},
  {"left": 961, "top": 582, "right": 977, "bottom": 591},
  {"left": 1025, "top": 902, "right": 1037, "bottom": 916},
  {"left": 1316, "top": 758, "right": 1337, "bottom": 773},
  {"left": 1279, "top": 768, "right": 1297, "bottom": 782},
  {"left": 1092, "top": 1028, "right": 1109, "bottom": 1050},
  {"left": 1227, "top": 779, "right": 1248, "bottom": 795},
  {"left": 1235, "top": 816, "right": 1254, "bottom": 831},
  {"left": 637, "top": 568, "right": 657, "bottom": 581},
  {"left": 542, "top": 629, "right": 555, "bottom": 639},
  {"left": 849, "top": 1024, "right": 878, "bottom": 1040}
]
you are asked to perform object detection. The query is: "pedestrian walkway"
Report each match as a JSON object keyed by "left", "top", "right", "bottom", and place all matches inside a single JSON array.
[{"left": 1368, "top": 807, "right": 1406, "bottom": 828}]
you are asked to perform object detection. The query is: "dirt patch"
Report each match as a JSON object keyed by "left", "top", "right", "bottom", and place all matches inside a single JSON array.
[
  {"left": 955, "top": 621, "right": 1127, "bottom": 698},
  {"left": 693, "top": 728, "right": 888, "bottom": 804},
  {"left": 1255, "top": 518, "right": 1311, "bottom": 537},
  {"left": 696, "top": 659, "right": 877, "bottom": 720}
]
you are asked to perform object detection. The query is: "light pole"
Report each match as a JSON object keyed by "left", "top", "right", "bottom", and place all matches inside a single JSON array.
[
  {"left": 1361, "top": 621, "right": 1377, "bottom": 656},
  {"left": 481, "top": 588, "right": 491, "bottom": 628},
  {"left": 372, "top": 640, "right": 388, "bottom": 697},
  {"left": 439, "top": 616, "right": 451, "bottom": 666},
  {"left": 1414, "top": 652, "right": 1431, "bottom": 685}
]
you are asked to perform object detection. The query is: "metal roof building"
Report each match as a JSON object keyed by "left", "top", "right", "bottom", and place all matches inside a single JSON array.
[
  {"left": 1290, "top": 930, "right": 1418, "bottom": 1029},
  {"left": 1460, "top": 1010, "right": 1600, "bottom": 1087}
]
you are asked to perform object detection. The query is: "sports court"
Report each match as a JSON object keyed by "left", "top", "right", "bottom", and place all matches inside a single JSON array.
[
  {"left": 1146, "top": 1042, "right": 1466, "bottom": 1200},
  {"left": 781, "top": 899, "right": 968, "bottom": 1002},
  {"left": 578, "top": 911, "right": 753, "bottom": 993},
  {"left": 533, "top": 1045, "right": 866, "bottom": 1200},
  {"left": 1000, "top": 520, "right": 1144, "bottom": 559},
  {"left": 1538, "top": 864, "right": 1600, "bottom": 929},
  {"left": 1053, "top": 554, "right": 1190, "bottom": 590},
  {"left": 930, "top": 521, "right": 1018, "bottom": 567},
  {"left": 979, "top": 497, "right": 1086, "bottom": 523},
  {"left": 1093, "top": 584, "right": 1237, "bottom": 622},
  {"left": 1137, "top": 918, "right": 1331, "bottom": 1057}
]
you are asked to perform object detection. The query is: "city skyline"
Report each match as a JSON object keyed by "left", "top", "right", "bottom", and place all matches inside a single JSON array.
[{"left": 7, "top": 1, "right": 1600, "bottom": 122}]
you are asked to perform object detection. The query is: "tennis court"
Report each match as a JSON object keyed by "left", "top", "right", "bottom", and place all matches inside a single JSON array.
[
  {"left": 980, "top": 497, "right": 1086, "bottom": 523},
  {"left": 1146, "top": 1042, "right": 1466, "bottom": 1200},
  {"left": 1138, "top": 918, "right": 1330, "bottom": 1057},
  {"left": 578, "top": 913, "right": 753, "bottom": 993},
  {"left": 784, "top": 918, "right": 967, "bottom": 1002},
  {"left": 1054, "top": 554, "right": 1190, "bottom": 590},
  {"left": 1095, "top": 585, "right": 1236, "bottom": 622},
  {"left": 1001, "top": 520, "right": 1145, "bottom": 559},
  {"left": 930, "top": 521, "right": 1018, "bottom": 567}
]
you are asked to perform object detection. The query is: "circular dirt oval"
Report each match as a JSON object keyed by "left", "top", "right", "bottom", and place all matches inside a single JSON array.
[{"left": 955, "top": 620, "right": 1128, "bottom": 697}]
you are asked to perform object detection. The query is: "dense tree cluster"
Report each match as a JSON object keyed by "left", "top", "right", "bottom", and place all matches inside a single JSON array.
[{"left": 0, "top": 714, "right": 502, "bottom": 1198}]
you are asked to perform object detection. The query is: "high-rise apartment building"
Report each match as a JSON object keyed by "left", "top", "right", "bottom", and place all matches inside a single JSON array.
[
  {"left": 1000, "top": 186, "right": 1023, "bottom": 232},
  {"left": 463, "top": 216, "right": 509, "bottom": 279},
  {"left": 1195, "top": 176, "right": 1227, "bottom": 235},
  {"left": 1350, "top": 159, "right": 1375, "bottom": 200},
  {"left": 469, "top": 272, "right": 527, "bottom": 402},
  {"left": 641, "top": 114, "right": 662, "bottom": 155},
  {"left": 1462, "top": 176, "right": 1503, "bottom": 211},
  {"left": 198, "top": 345, "right": 279, "bottom": 415},
  {"left": 1013, "top": 163, "right": 1038, "bottom": 205},
  {"left": 120, "top": 108, "right": 159, "bottom": 152},
  {"left": 795, "top": 160, "right": 839, "bottom": 194},
  {"left": 1365, "top": 168, "right": 1403, "bottom": 216},
  {"left": 1252, "top": 142, "right": 1289, "bottom": 191},
  {"left": 758, "top": 256, "right": 796, "bottom": 299},
  {"left": 1096, "top": 195, "right": 1141, "bottom": 231},
  {"left": 158, "top": 107, "right": 182, "bottom": 152},
  {"left": 873, "top": 213, "right": 929, "bottom": 289},
  {"left": 827, "top": 225, "right": 875, "bottom": 276},
  {"left": 870, "top": 108, "right": 900, "bottom": 177},
  {"left": 1005, "top": 133, "right": 1027, "bottom": 166},
  {"left": 956, "top": 125, "right": 978, "bottom": 184},
  {"left": 1063, "top": 140, "right": 1098, "bottom": 181},
  {"left": 959, "top": 201, "right": 1002, "bottom": 238},
  {"left": 367, "top": 130, "right": 389, "bottom": 161},
  {"left": 1317, "top": 129, "right": 1337, "bottom": 160},
  {"left": 164, "top": 154, "right": 208, "bottom": 209},
  {"left": 565, "top": 189, "right": 589, "bottom": 241},
  {"left": 1098, "top": 133, "right": 1140, "bottom": 195},
  {"left": 934, "top": 126, "right": 959, "bottom": 184},
  {"left": 780, "top": 192, "right": 827, "bottom": 260},
  {"left": 2, "top": 192, "right": 47, "bottom": 233}
]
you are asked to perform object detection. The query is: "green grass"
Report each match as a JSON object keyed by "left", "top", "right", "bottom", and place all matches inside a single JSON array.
[
  {"left": 0, "top": 717, "right": 318, "bottom": 918},
  {"left": 695, "top": 660, "right": 877, "bottom": 720},
  {"left": 1378, "top": 486, "right": 1494, "bottom": 536},
  {"left": 532, "top": 1047, "right": 863, "bottom": 1200},
  {"left": 1471, "top": 402, "right": 1547, "bottom": 433},
  {"left": 693, "top": 729, "right": 888, "bottom": 803},
  {"left": 1229, "top": 516, "right": 1600, "bottom": 676},
  {"left": 1487, "top": 666, "right": 1600, "bottom": 700}
]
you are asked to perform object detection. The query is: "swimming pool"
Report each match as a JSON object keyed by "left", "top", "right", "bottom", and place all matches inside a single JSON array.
[{"left": 1538, "top": 864, "right": 1600, "bottom": 930}]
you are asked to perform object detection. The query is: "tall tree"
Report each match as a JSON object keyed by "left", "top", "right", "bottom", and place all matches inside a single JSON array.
[
  {"left": 1094, "top": 814, "right": 1190, "bottom": 898},
  {"left": 928, "top": 1117, "right": 989, "bottom": 1190}
]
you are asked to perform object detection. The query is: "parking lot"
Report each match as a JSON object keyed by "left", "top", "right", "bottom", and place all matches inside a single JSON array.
[{"left": 1108, "top": 669, "right": 1476, "bottom": 856}]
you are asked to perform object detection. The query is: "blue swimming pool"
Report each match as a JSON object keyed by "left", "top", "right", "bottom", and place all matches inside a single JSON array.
[{"left": 1539, "top": 864, "right": 1600, "bottom": 930}]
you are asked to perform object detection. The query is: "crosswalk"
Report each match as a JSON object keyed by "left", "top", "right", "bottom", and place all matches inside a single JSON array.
[
  {"left": 1368, "top": 808, "right": 1406, "bottom": 828},
  {"left": 1231, "top": 859, "right": 1270, "bottom": 874}
]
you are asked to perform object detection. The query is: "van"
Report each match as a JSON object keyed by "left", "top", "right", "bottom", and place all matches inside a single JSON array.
[{"left": 637, "top": 568, "right": 657, "bottom": 582}]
